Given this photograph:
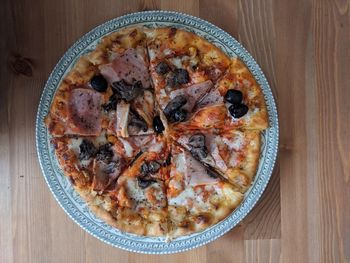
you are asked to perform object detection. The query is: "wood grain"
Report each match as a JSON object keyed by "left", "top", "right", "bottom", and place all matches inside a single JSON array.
[{"left": 1, "top": 0, "right": 349, "bottom": 262}]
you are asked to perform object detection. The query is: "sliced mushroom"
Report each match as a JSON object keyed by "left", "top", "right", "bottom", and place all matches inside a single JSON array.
[
  {"left": 112, "top": 80, "right": 144, "bottom": 102},
  {"left": 128, "top": 110, "right": 148, "bottom": 135},
  {"left": 163, "top": 95, "right": 187, "bottom": 117},
  {"left": 131, "top": 89, "right": 154, "bottom": 127}
]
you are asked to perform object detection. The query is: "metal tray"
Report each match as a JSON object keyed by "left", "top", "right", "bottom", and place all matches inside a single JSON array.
[{"left": 36, "top": 11, "right": 279, "bottom": 254}]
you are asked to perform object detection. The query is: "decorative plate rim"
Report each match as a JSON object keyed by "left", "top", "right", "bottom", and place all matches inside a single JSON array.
[{"left": 36, "top": 10, "right": 279, "bottom": 254}]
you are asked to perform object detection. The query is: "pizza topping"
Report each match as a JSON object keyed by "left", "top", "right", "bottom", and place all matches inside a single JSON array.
[
  {"left": 174, "top": 149, "right": 219, "bottom": 186},
  {"left": 188, "top": 133, "right": 205, "bottom": 148},
  {"left": 128, "top": 135, "right": 154, "bottom": 149},
  {"left": 96, "top": 143, "right": 113, "bottom": 162},
  {"left": 67, "top": 88, "right": 102, "bottom": 135},
  {"left": 177, "top": 133, "right": 217, "bottom": 168},
  {"left": 224, "top": 89, "right": 243, "bottom": 105},
  {"left": 102, "top": 94, "right": 119, "bottom": 112},
  {"left": 155, "top": 61, "right": 170, "bottom": 75},
  {"left": 153, "top": 116, "right": 165, "bottom": 133},
  {"left": 190, "top": 147, "right": 208, "bottom": 160},
  {"left": 140, "top": 161, "right": 161, "bottom": 176},
  {"left": 131, "top": 89, "right": 154, "bottom": 127},
  {"left": 197, "top": 88, "right": 223, "bottom": 108},
  {"left": 170, "top": 108, "right": 187, "bottom": 123},
  {"left": 229, "top": 103, "right": 249, "bottom": 118},
  {"left": 128, "top": 110, "right": 148, "bottom": 135},
  {"left": 163, "top": 95, "right": 187, "bottom": 117},
  {"left": 173, "top": 69, "right": 189, "bottom": 85},
  {"left": 188, "top": 133, "right": 212, "bottom": 162},
  {"left": 90, "top": 75, "right": 108, "bottom": 92},
  {"left": 206, "top": 167, "right": 219, "bottom": 179},
  {"left": 115, "top": 100, "right": 130, "bottom": 137},
  {"left": 79, "top": 139, "right": 97, "bottom": 160},
  {"left": 118, "top": 138, "right": 134, "bottom": 157},
  {"left": 210, "top": 143, "right": 228, "bottom": 172},
  {"left": 100, "top": 48, "right": 151, "bottom": 88},
  {"left": 92, "top": 158, "right": 122, "bottom": 192},
  {"left": 169, "top": 80, "right": 213, "bottom": 114},
  {"left": 137, "top": 177, "right": 157, "bottom": 189},
  {"left": 111, "top": 80, "right": 143, "bottom": 102},
  {"left": 165, "top": 68, "right": 190, "bottom": 88}
]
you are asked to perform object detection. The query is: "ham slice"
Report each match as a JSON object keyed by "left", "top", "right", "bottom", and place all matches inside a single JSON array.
[
  {"left": 118, "top": 135, "right": 154, "bottom": 158},
  {"left": 67, "top": 88, "right": 102, "bottom": 136},
  {"left": 173, "top": 149, "right": 218, "bottom": 187},
  {"left": 100, "top": 47, "right": 151, "bottom": 88},
  {"left": 196, "top": 88, "right": 224, "bottom": 108},
  {"left": 209, "top": 141, "right": 228, "bottom": 172},
  {"left": 92, "top": 159, "right": 123, "bottom": 192},
  {"left": 169, "top": 80, "right": 213, "bottom": 113}
]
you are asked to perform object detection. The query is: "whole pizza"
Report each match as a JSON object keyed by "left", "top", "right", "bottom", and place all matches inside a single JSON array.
[{"left": 45, "top": 27, "right": 268, "bottom": 238}]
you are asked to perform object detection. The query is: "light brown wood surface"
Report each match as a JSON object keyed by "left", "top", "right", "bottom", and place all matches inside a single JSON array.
[{"left": 1, "top": 0, "right": 349, "bottom": 262}]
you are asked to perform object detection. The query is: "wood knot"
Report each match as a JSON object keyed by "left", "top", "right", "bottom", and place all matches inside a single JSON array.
[{"left": 9, "top": 54, "right": 34, "bottom": 77}]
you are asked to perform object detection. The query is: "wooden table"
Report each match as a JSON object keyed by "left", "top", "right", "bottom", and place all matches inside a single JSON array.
[{"left": 1, "top": 0, "right": 349, "bottom": 262}]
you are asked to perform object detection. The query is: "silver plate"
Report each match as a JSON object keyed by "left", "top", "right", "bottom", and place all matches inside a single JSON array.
[{"left": 36, "top": 11, "right": 279, "bottom": 254}]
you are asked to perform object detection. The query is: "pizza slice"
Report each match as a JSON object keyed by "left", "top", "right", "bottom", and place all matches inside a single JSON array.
[
  {"left": 145, "top": 27, "right": 230, "bottom": 126},
  {"left": 51, "top": 133, "right": 127, "bottom": 194},
  {"left": 167, "top": 144, "right": 243, "bottom": 237},
  {"left": 173, "top": 58, "right": 269, "bottom": 131},
  {"left": 102, "top": 135, "right": 171, "bottom": 236},
  {"left": 172, "top": 130, "right": 261, "bottom": 192},
  {"left": 45, "top": 27, "right": 156, "bottom": 137}
]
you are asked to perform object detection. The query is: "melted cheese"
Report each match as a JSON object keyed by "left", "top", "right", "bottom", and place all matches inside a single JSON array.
[
  {"left": 221, "top": 133, "right": 244, "bottom": 150},
  {"left": 119, "top": 138, "right": 134, "bottom": 157},
  {"left": 163, "top": 48, "right": 173, "bottom": 56},
  {"left": 126, "top": 179, "right": 146, "bottom": 203},
  {"left": 168, "top": 186, "right": 212, "bottom": 213},
  {"left": 125, "top": 179, "right": 164, "bottom": 210},
  {"left": 148, "top": 48, "right": 156, "bottom": 60},
  {"left": 147, "top": 139, "right": 164, "bottom": 153},
  {"left": 67, "top": 137, "right": 83, "bottom": 155}
]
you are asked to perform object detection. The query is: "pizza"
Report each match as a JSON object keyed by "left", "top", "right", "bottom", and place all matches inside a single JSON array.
[{"left": 45, "top": 26, "right": 268, "bottom": 238}]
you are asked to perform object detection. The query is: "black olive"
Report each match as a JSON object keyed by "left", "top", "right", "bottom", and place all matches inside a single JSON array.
[
  {"left": 190, "top": 146, "right": 208, "bottom": 160},
  {"left": 229, "top": 104, "right": 249, "bottom": 118},
  {"left": 170, "top": 108, "right": 187, "bottom": 123},
  {"left": 188, "top": 133, "right": 206, "bottom": 148},
  {"left": 79, "top": 139, "right": 97, "bottom": 160},
  {"left": 148, "top": 161, "right": 161, "bottom": 173},
  {"left": 90, "top": 75, "right": 108, "bottom": 92},
  {"left": 224, "top": 89, "right": 243, "bottom": 104},
  {"left": 96, "top": 143, "right": 113, "bottom": 162},
  {"left": 174, "top": 69, "right": 189, "bottom": 85},
  {"left": 111, "top": 80, "right": 143, "bottom": 102},
  {"left": 153, "top": 116, "right": 164, "bottom": 133},
  {"left": 155, "top": 61, "right": 170, "bottom": 75},
  {"left": 137, "top": 177, "right": 156, "bottom": 189},
  {"left": 163, "top": 95, "right": 187, "bottom": 117}
]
